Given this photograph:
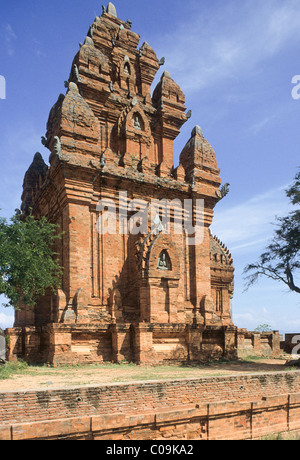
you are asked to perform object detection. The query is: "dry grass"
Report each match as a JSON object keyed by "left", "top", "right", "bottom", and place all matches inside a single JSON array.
[
  {"left": 261, "top": 431, "right": 300, "bottom": 440},
  {"left": 0, "top": 357, "right": 294, "bottom": 392}
]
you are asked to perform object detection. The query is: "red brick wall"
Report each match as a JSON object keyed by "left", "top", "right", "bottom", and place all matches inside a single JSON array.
[
  {"left": 1, "top": 372, "right": 300, "bottom": 440},
  {"left": 1, "top": 394, "right": 300, "bottom": 441}
]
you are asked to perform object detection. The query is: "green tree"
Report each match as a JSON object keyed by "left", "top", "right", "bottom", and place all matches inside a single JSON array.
[
  {"left": 254, "top": 324, "right": 272, "bottom": 333},
  {"left": 0, "top": 210, "right": 62, "bottom": 309},
  {"left": 244, "top": 168, "right": 300, "bottom": 294}
]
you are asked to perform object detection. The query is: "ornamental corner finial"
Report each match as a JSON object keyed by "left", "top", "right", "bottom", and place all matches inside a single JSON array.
[{"left": 106, "top": 3, "right": 117, "bottom": 18}]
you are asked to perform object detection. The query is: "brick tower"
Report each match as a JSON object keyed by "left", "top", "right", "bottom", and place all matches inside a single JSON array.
[{"left": 7, "top": 3, "right": 237, "bottom": 365}]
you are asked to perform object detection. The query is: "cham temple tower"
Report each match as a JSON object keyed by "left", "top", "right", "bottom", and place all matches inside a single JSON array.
[{"left": 8, "top": 2, "right": 249, "bottom": 365}]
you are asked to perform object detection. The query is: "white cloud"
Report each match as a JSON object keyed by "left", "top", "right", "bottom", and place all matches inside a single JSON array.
[
  {"left": 2, "top": 123, "right": 42, "bottom": 159},
  {"left": 157, "top": 0, "right": 300, "bottom": 94},
  {"left": 211, "top": 185, "right": 291, "bottom": 254},
  {"left": 4, "top": 24, "right": 17, "bottom": 57},
  {"left": 234, "top": 305, "right": 300, "bottom": 334},
  {"left": 249, "top": 115, "right": 277, "bottom": 136},
  {"left": 0, "top": 312, "right": 14, "bottom": 330},
  {"left": 233, "top": 311, "right": 260, "bottom": 330},
  {"left": 31, "top": 38, "right": 46, "bottom": 59}
]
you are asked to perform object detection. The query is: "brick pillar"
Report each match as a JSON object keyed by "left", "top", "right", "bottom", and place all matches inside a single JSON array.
[
  {"left": 224, "top": 327, "right": 237, "bottom": 359},
  {"left": 111, "top": 324, "right": 132, "bottom": 363},
  {"left": 111, "top": 324, "right": 122, "bottom": 363},
  {"left": 68, "top": 203, "right": 91, "bottom": 300},
  {"left": 194, "top": 228, "right": 213, "bottom": 322},
  {"left": 133, "top": 323, "right": 153, "bottom": 365},
  {"left": 52, "top": 289, "right": 67, "bottom": 323},
  {"left": 14, "top": 304, "right": 35, "bottom": 328},
  {"left": 23, "top": 327, "right": 40, "bottom": 363},
  {"left": 236, "top": 329, "right": 246, "bottom": 359},
  {"left": 187, "top": 325, "right": 203, "bottom": 362},
  {"left": 47, "top": 325, "right": 72, "bottom": 366},
  {"left": 270, "top": 331, "right": 281, "bottom": 358},
  {"left": 168, "top": 280, "right": 179, "bottom": 323},
  {"left": 139, "top": 280, "right": 150, "bottom": 322},
  {"left": 148, "top": 279, "right": 169, "bottom": 323},
  {"left": 252, "top": 333, "right": 261, "bottom": 355},
  {"left": 6, "top": 328, "right": 23, "bottom": 361}
]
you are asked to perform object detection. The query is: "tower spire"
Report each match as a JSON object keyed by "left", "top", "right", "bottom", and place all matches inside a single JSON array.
[{"left": 106, "top": 2, "right": 117, "bottom": 18}]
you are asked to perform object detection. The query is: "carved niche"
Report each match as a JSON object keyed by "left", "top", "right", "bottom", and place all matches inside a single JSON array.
[{"left": 117, "top": 102, "right": 152, "bottom": 164}]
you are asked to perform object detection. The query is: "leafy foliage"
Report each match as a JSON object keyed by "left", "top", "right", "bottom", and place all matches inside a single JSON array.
[
  {"left": 254, "top": 324, "right": 272, "bottom": 333},
  {"left": 0, "top": 210, "right": 63, "bottom": 309},
  {"left": 244, "top": 169, "right": 300, "bottom": 294},
  {"left": 0, "top": 359, "right": 29, "bottom": 380}
]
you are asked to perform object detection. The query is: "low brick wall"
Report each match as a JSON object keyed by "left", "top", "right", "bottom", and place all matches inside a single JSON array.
[
  {"left": 1, "top": 371, "right": 300, "bottom": 440},
  {"left": 6, "top": 327, "right": 281, "bottom": 366}
]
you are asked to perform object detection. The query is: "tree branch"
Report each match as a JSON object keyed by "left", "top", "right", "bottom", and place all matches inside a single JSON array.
[
  {"left": 244, "top": 263, "right": 294, "bottom": 291},
  {"left": 285, "top": 262, "right": 300, "bottom": 294}
]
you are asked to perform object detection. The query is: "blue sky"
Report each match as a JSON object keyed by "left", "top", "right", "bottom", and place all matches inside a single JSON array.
[{"left": 0, "top": 0, "right": 299, "bottom": 333}]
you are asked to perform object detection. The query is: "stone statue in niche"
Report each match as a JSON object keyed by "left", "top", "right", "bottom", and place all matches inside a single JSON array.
[
  {"left": 124, "top": 62, "right": 130, "bottom": 75},
  {"left": 133, "top": 115, "right": 142, "bottom": 130},
  {"left": 158, "top": 251, "right": 171, "bottom": 271}
]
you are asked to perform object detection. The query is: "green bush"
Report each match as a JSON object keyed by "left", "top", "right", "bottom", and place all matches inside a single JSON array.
[{"left": 0, "top": 360, "right": 29, "bottom": 380}]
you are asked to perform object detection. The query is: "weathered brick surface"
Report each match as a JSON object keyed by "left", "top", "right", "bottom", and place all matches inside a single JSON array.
[
  {"left": 6, "top": 3, "right": 279, "bottom": 365},
  {"left": 0, "top": 372, "right": 300, "bottom": 440},
  {"left": 0, "top": 372, "right": 300, "bottom": 426}
]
